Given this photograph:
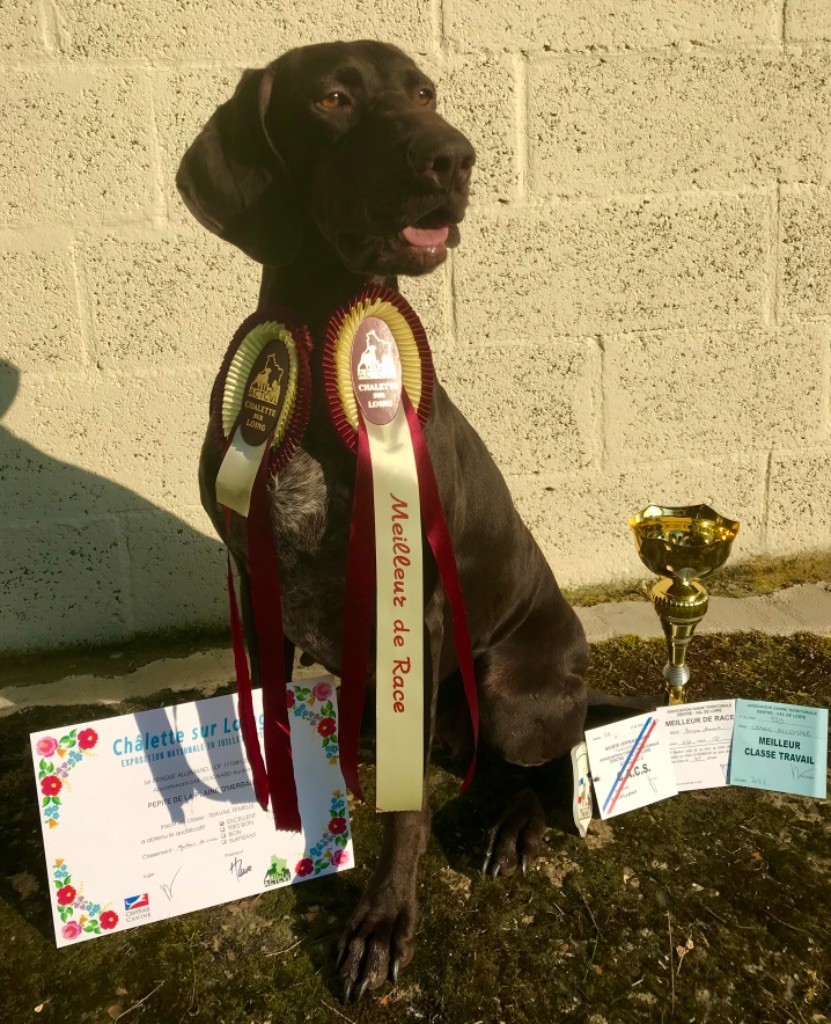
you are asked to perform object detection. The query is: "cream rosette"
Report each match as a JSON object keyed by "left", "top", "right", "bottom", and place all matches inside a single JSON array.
[
  {"left": 324, "top": 286, "right": 433, "bottom": 451},
  {"left": 211, "top": 309, "right": 311, "bottom": 516}
]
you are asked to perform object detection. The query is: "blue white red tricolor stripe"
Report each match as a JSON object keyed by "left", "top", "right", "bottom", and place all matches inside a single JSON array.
[{"left": 602, "top": 716, "right": 656, "bottom": 815}]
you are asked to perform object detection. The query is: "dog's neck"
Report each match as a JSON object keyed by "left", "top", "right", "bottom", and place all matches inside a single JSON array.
[
  {"left": 258, "top": 232, "right": 397, "bottom": 341},
  {"left": 255, "top": 231, "right": 402, "bottom": 451}
]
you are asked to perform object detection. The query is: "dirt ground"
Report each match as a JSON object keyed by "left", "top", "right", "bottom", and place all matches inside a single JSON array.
[{"left": 1, "top": 632, "right": 829, "bottom": 1024}]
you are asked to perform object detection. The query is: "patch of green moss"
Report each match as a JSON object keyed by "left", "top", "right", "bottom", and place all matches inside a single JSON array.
[
  {"left": 1, "top": 635, "right": 829, "bottom": 1022},
  {"left": 564, "top": 550, "right": 831, "bottom": 607}
]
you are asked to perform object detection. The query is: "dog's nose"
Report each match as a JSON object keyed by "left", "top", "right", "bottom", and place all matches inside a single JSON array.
[{"left": 410, "top": 133, "right": 475, "bottom": 192}]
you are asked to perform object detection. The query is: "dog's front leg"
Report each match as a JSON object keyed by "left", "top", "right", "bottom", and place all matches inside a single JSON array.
[
  {"left": 337, "top": 804, "right": 430, "bottom": 1001},
  {"left": 337, "top": 589, "right": 444, "bottom": 1002}
]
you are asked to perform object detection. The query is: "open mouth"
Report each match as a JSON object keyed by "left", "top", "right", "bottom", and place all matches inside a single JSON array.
[
  {"left": 400, "top": 224, "right": 450, "bottom": 251},
  {"left": 394, "top": 220, "right": 461, "bottom": 270},
  {"left": 332, "top": 214, "right": 463, "bottom": 277}
]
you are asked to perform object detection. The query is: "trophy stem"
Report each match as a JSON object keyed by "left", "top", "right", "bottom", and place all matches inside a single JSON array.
[{"left": 650, "top": 578, "right": 709, "bottom": 705}]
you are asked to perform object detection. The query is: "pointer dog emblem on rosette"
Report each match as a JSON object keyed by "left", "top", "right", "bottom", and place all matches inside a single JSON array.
[
  {"left": 211, "top": 309, "right": 312, "bottom": 832},
  {"left": 324, "top": 286, "right": 479, "bottom": 813},
  {"left": 629, "top": 504, "right": 739, "bottom": 705}
]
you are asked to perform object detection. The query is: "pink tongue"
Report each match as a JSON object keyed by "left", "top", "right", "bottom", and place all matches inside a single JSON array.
[{"left": 401, "top": 225, "right": 449, "bottom": 248}]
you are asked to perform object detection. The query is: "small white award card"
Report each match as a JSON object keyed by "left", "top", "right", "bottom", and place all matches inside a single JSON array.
[
  {"left": 30, "top": 677, "right": 353, "bottom": 947},
  {"left": 585, "top": 713, "right": 678, "bottom": 820},
  {"left": 729, "top": 699, "right": 828, "bottom": 799},
  {"left": 655, "top": 699, "right": 736, "bottom": 791},
  {"left": 570, "top": 740, "right": 593, "bottom": 838}
]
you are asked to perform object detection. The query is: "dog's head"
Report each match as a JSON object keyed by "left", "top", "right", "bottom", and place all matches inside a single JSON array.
[{"left": 177, "top": 40, "right": 475, "bottom": 277}]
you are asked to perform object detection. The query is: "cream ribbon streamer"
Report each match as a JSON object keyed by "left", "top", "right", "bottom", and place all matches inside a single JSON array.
[
  {"left": 215, "top": 431, "right": 271, "bottom": 517},
  {"left": 366, "top": 405, "right": 424, "bottom": 812}
]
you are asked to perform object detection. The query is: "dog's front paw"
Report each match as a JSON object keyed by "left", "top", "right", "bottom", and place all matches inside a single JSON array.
[
  {"left": 482, "top": 786, "right": 545, "bottom": 879},
  {"left": 336, "top": 878, "right": 417, "bottom": 1003}
]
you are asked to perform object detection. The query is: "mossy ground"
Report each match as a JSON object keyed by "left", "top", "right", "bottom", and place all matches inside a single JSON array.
[{"left": 1, "top": 633, "right": 829, "bottom": 1024}]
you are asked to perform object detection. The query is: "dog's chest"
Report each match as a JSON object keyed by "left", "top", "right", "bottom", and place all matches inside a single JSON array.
[{"left": 267, "top": 448, "right": 352, "bottom": 663}]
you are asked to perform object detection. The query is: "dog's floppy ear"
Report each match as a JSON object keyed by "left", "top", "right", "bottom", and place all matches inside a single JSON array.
[{"left": 176, "top": 66, "right": 301, "bottom": 266}]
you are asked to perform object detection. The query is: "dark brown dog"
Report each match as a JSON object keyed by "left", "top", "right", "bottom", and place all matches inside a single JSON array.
[{"left": 178, "top": 40, "right": 590, "bottom": 1001}]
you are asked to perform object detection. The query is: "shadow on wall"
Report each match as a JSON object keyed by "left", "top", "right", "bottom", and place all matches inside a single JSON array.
[{"left": 0, "top": 361, "right": 226, "bottom": 656}]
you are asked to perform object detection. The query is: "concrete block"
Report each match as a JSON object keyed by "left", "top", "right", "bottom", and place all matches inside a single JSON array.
[
  {"left": 781, "top": 187, "right": 831, "bottom": 320},
  {"left": 3, "top": 368, "right": 212, "bottom": 513},
  {"left": 0, "top": 69, "right": 156, "bottom": 227},
  {"left": 93, "top": 370, "right": 215, "bottom": 509},
  {"left": 787, "top": 1, "right": 831, "bottom": 41},
  {"left": 0, "top": 516, "right": 131, "bottom": 653},
  {"left": 453, "top": 193, "right": 767, "bottom": 341},
  {"left": 417, "top": 52, "right": 517, "bottom": 205},
  {"left": 444, "top": 0, "right": 775, "bottom": 52},
  {"left": 435, "top": 337, "right": 600, "bottom": 474},
  {"left": 78, "top": 232, "right": 259, "bottom": 372},
  {"left": 1, "top": 370, "right": 146, "bottom": 519},
  {"left": 125, "top": 505, "right": 226, "bottom": 634},
  {"left": 508, "top": 453, "right": 765, "bottom": 587},
  {"left": 604, "top": 324, "right": 829, "bottom": 463},
  {"left": 2, "top": 0, "right": 43, "bottom": 57},
  {"left": 2, "top": 248, "right": 84, "bottom": 370},
  {"left": 52, "top": 0, "right": 432, "bottom": 61},
  {"left": 530, "top": 52, "right": 831, "bottom": 195},
  {"left": 399, "top": 264, "right": 451, "bottom": 350},
  {"left": 768, "top": 446, "right": 831, "bottom": 554}
]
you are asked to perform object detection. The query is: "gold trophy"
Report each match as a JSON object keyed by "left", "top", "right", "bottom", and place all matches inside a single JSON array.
[{"left": 629, "top": 505, "right": 739, "bottom": 705}]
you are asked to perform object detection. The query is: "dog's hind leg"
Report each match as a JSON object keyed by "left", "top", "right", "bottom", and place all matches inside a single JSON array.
[
  {"left": 337, "top": 591, "right": 445, "bottom": 1002},
  {"left": 478, "top": 602, "right": 589, "bottom": 770}
]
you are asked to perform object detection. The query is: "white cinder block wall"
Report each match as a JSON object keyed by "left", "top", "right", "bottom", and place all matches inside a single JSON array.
[{"left": 1, "top": 1, "right": 829, "bottom": 654}]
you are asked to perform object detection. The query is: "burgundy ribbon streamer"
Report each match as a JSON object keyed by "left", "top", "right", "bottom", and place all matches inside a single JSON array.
[
  {"left": 223, "top": 470, "right": 301, "bottom": 833},
  {"left": 337, "top": 394, "right": 480, "bottom": 802},
  {"left": 224, "top": 512, "right": 269, "bottom": 810},
  {"left": 247, "top": 460, "right": 302, "bottom": 832},
  {"left": 402, "top": 392, "right": 479, "bottom": 789},
  {"left": 337, "top": 419, "right": 376, "bottom": 802}
]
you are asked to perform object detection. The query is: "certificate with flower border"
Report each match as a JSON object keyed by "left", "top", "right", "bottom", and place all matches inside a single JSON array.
[{"left": 30, "top": 677, "right": 353, "bottom": 947}]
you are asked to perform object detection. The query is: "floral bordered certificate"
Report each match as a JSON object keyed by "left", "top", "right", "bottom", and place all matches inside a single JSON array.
[{"left": 29, "top": 676, "right": 353, "bottom": 947}]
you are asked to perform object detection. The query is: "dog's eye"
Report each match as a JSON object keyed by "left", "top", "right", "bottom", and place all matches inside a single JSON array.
[
  {"left": 317, "top": 91, "right": 350, "bottom": 111},
  {"left": 416, "top": 87, "right": 434, "bottom": 106}
]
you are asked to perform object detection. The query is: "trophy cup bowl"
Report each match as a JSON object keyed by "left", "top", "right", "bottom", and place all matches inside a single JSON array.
[{"left": 629, "top": 505, "right": 739, "bottom": 705}]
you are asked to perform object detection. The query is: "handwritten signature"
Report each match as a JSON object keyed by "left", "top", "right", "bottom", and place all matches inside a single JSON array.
[
  {"left": 160, "top": 865, "right": 182, "bottom": 902},
  {"left": 230, "top": 856, "right": 252, "bottom": 882}
]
